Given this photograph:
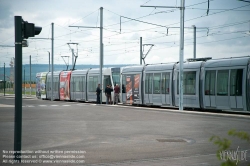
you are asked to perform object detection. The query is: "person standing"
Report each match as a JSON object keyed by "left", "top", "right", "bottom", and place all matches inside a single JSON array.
[
  {"left": 114, "top": 84, "right": 120, "bottom": 105},
  {"left": 106, "top": 85, "right": 113, "bottom": 104},
  {"left": 105, "top": 84, "right": 109, "bottom": 104},
  {"left": 96, "top": 84, "right": 102, "bottom": 104}
]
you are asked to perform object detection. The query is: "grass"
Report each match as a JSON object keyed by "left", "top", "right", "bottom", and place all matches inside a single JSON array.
[{"left": 0, "top": 89, "right": 36, "bottom": 95}]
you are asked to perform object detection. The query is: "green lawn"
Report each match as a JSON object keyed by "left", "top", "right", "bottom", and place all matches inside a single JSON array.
[{"left": 0, "top": 90, "right": 36, "bottom": 95}]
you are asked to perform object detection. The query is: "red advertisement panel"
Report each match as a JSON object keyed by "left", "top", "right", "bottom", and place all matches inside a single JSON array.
[
  {"left": 125, "top": 74, "right": 140, "bottom": 104},
  {"left": 60, "top": 71, "right": 72, "bottom": 100}
]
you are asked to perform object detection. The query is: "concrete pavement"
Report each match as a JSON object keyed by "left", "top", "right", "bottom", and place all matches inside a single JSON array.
[{"left": 0, "top": 96, "right": 249, "bottom": 165}]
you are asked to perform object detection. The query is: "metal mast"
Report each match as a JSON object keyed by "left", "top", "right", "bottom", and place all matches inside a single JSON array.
[{"left": 100, "top": 7, "right": 103, "bottom": 103}]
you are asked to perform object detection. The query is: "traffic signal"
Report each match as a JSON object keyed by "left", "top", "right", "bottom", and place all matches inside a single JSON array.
[{"left": 22, "top": 21, "right": 42, "bottom": 39}]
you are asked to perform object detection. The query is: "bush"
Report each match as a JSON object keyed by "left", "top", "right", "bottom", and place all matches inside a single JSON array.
[{"left": 210, "top": 129, "right": 250, "bottom": 166}]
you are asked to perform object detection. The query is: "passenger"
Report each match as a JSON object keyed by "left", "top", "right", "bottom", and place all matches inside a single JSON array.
[
  {"left": 96, "top": 84, "right": 102, "bottom": 104},
  {"left": 106, "top": 85, "right": 113, "bottom": 104},
  {"left": 105, "top": 85, "right": 109, "bottom": 104},
  {"left": 114, "top": 84, "right": 120, "bottom": 105}
]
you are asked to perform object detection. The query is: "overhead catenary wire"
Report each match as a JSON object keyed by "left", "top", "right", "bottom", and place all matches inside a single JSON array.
[{"left": 1, "top": 0, "right": 248, "bottom": 65}]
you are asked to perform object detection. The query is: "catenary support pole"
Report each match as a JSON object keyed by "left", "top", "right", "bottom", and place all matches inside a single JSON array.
[
  {"left": 14, "top": 15, "right": 22, "bottom": 162},
  {"left": 100, "top": 7, "right": 103, "bottom": 104},
  {"left": 193, "top": 25, "right": 196, "bottom": 59},
  {"left": 72, "top": 48, "right": 74, "bottom": 69},
  {"left": 51, "top": 23, "right": 54, "bottom": 101},
  {"left": 30, "top": 55, "right": 31, "bottom": 95},
  {"left": 179, "top": 0, "right": 185, "bottom": 111},
  {"left": 24, "top": 67, "right": 25, "bottom": 95},
  {"left": 140, "top": 37, "right": 142, "bottom": 65},
  {"left": 48, "top": 51, "right": 50, "bottom": 72},
  {"left": 4, "top": 62, "right": 5, "bottom": 96}
]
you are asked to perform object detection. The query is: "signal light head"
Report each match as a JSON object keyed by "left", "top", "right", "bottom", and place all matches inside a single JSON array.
[{"left": 23, "top": 21, "right": 42, "bottom": 39}]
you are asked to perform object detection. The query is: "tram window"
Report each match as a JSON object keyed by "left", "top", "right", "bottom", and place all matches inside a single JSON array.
[
  {"left": 145, "top": 73, "right": 153, "bottom": 94},
  {"left": 162, "top": 72, "right": 170, "bottom": 94},
  {"left": 217, "top": 70, "right": 229, "bottom": 96},
  {"left": 104, "top": 75, "right": 112, "bottom": 88},
  {"left": 230, "top": 69, "right": 243, "bottom": 96},
  {"left": 53, "top": 81, "right": 57, "bottom": 91},
  {"left": 112, "top": 72, "right": 120, "bottom": 86},
  {"left": 82, "top": 76, "right": 85, "bottom": 92},
  {"left": 89, "top": 76, "right": 98, "bottom": 92},
  {"left": 46, "top": 77, "right": 50, "bottom": 91},
  {"left": 177, "top": 71, "right": 196, "bottom": 95},
  {"left": 205, "top": 70, "right": 216, "bottom": 95},
  {"left": 71, "top": 77, "right": 75, "bottom": 92},
  {"left": 183, "top": 71, "right": 196, "bottom": 95},
  {"left": 75, "top": 77, "right": 81, "bottom": 92},
  {"left": 153, "top": 73, "right": 161, "bottom": 94}
]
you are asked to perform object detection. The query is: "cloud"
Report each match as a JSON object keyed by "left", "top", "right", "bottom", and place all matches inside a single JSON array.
[
  {"left": 0, "top": 3, "right": 13, "bottom": 28},
  {"left": 0, "top": 0, "right": 250, "bottom": 67}
]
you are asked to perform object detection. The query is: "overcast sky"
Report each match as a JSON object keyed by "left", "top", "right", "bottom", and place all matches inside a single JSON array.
[{"left": 0, "top": 0, "right": 249, "bottom": 67}]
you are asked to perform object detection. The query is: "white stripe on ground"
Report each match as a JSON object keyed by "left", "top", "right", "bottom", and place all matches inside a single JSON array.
[{"left": 0, "top": 104, "right": 14, "bottom": 107}]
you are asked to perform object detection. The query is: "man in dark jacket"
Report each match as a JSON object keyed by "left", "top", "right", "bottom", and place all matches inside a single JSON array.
[
  {"left": 105, "top": 85, "right": 109, "bottom": 104},
  {"left": 106, "top": 85, "right": 113, "bottom": 104},
  {"left": 96, "top": 84, "right": 102, "bottom": 104}
]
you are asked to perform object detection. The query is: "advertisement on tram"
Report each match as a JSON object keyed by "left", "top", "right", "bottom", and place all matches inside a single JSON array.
[
  {"left": 59, "top": 71, "right": 72, "bottom": 100},
  {"left": 125, "top": 74, "right": 140, "bottom": 104}
]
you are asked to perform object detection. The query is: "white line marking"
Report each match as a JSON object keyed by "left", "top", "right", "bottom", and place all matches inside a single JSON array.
[
  {"left": 115, "top": 105, "right": 250, "bottom": 118},
  {"left": 0, "top": 104, "right": 14, "bottom": 107}
]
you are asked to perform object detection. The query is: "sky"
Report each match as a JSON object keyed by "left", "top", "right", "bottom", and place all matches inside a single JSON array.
[{"left": 0, "top": 0, "right": 249, "bottom": 67}]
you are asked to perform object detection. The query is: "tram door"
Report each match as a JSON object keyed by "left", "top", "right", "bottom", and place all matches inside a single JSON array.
[
  {"left": 216, "top": 70, "right": 230, "bottom": 109},
  {"left": 229, "top": 69, "right": 243, "bottom": 110},
  {"left": 145, "top": 73, "right": 153, "bottom": 104},
  {"left": 161, "top": 72, "right": 171, "bottom": 105},
  {"left": 204, "top": 70, "right": 216, "bottom": 108}
]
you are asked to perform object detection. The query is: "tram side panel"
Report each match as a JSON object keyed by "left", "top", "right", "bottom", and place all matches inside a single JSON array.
[
  {"left": 59, "top": 71, "right": 72, "bottom": 101},
  {"left": 121, "top": 66, "right": 144, "bottom": 105},
  {"left": 86, "top": 74, "right": 98, "bottom": 102},
  {"left": 87, "top": 68, "right": 114, "bottom": 103},
  {"left": 70, "top": 70, "right": 88, "bottom": 101},
  {"left": 45, "top": 73, "right": 50, "bottom": 99},
  {"left": 36, "top": 73, "right": 42, "bottom": 99},
  {"left": 174, "top": 62, "right": 202, "bottom": 109},
  {"left": 45, "top": 71, "right": 60, "bottom": 100},
  {"left": 143, "top": 64, "right": 175, "bottom": 107},
  {"left": 121, "top": 73, "right": 142, "bottom": 105},
  {"left": 202, "top": 57, "right": 250, "bottom": 111},
  {"left": 41, "top": 73, "right": 48, "bottom": 99}
]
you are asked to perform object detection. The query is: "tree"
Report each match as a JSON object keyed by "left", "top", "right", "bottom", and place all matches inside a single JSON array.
[{"left": 210, "top": 129, "right": 250, "bottom": 166}]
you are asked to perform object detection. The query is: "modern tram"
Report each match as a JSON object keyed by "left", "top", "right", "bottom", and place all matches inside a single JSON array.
[
  {"left": 35, "top": 72, "right": 48, "bottom": 99},
  {"left": 120, "top": 56, "right": 250, "bottom": 112},
  {"left": 36, "top": 56, "right": 250, "bottom": 112},
  {"left": 41, "top": 67, "right": 120, "bottom": 103}
]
